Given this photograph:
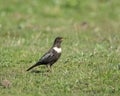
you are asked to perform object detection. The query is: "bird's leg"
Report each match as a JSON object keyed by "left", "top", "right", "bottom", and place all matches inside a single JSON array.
[
  {"left": 46, "top": 65, "right": 51, "bottom": 72},
  {"left": 50, "top": 65, "right": 53, "bottom": 72}
]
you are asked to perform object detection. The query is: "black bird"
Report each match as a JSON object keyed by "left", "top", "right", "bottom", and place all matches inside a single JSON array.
[{"left": 26, "top": 37, "right": 63, "bottom": 71}]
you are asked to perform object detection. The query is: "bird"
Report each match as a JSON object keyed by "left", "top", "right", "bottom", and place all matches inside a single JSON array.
[{"left": 26, "top": 37, "right": 63, "bottom": 71}]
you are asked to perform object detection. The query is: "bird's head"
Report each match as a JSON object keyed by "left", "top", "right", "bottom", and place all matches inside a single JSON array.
[{"left": 53, "top": 37, "right": 63, "bottom": 47}]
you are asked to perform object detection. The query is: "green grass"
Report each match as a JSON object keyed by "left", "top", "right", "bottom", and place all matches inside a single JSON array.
[{"left": 0, "top": 0, "right": 120, "bottom": 96}]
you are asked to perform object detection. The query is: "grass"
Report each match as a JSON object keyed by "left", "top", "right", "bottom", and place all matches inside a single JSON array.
[{"left": 0, "top": 0, "right": 120, "bottom": 96}]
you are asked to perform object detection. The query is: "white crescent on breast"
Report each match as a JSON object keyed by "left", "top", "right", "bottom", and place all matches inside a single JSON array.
[{"left": 53, "top": 47, "right": 62, "bottom": 53}]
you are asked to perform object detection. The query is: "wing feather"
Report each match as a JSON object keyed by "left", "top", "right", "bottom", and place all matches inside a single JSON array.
[{"left": 39, "top": 50, "right": 54, "bottom": 64}]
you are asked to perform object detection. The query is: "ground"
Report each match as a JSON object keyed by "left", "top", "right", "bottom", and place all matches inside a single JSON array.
[{"left": 0, "top": 0, "right": 120, "bottom": 96}]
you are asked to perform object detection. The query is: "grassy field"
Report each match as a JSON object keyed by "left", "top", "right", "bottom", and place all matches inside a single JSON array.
[{"left": 0, "top": 0, "right": 120, "bottom": 96}]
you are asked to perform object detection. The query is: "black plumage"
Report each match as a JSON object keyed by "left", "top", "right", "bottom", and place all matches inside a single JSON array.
[{"left": 26, "top": 37, "right": 63, "bottom": 71}]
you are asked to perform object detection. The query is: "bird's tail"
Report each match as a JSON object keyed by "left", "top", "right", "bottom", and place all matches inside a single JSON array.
[{"left": 26, "top": 62, "right": 41, "bottom": 71}]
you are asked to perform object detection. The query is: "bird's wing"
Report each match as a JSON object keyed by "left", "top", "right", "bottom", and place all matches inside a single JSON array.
[{"left": 39, "top": 49, "right": 54, "bottom": 64}]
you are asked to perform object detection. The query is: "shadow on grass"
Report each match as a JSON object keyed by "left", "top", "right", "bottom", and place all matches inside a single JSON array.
[
  {"left": 31, "top": 70, "right": 46, "bottom": 73},
  {"left": 28, "top": 70, "right": 51, "bottom": 77},
  {"left": 29, "top": 69, "right": 51, "bottom": 76}
]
